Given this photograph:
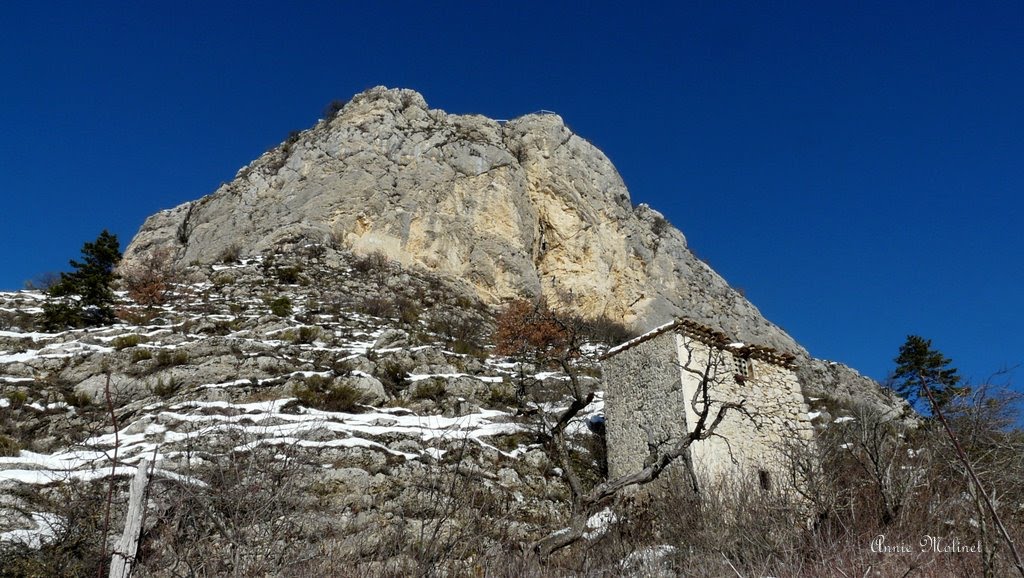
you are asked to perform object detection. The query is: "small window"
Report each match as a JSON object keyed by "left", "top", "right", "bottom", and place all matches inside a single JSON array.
[
  {"left": 736, "top": 356, "right": 753, "bottom": 379},
  {"left": 758, "top": 469, "right": 772, "bottom": 491}
]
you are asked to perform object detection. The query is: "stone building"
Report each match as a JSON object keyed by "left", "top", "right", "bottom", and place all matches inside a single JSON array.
[{"left": 601, "top": 318, "right": 813, "bottom": 492}]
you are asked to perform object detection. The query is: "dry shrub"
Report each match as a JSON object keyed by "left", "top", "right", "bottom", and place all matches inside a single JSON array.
[
  {"left": 289, "top": 440, "right": 542, "bottom": 578},
  {"left": 120, "top": 247, "right": 178, "bottom": 306},
  {"left": 0, "top": 434, "right": 20, "bottom": 457},
  {"left": 137, "top": 437, "right": 316, "bottom": 577},
  {"left": 358, "top": 295, "right": 396, "bottom": 318},
  {"left": 351, "top": 251, "right": 390, "bottom": 286},
  {"left": 218, "top": 244, "right": 242, "bottom": 264},
  {"left": 581, "top": 316, "right": 635, "bottom": 346},
  {"left": 292, "top": 375, "right": 364, "bottom": 412},
  {"left": 0, "top": 481, "right": 109, "bottom": 577},
  {"left": 494, "top": 299, "right": 569, "bottom": 360},
  {"left": 427, "top": 312, "right": 487, "bottom": 357},
  {"left": 534, "top": 390, "right": 1024, "bottom": 577}
]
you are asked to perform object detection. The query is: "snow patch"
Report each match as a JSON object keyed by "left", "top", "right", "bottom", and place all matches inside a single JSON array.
[
  {"left": 584, "top": 507, "right": 618, "bottom": 539},
  {"left": 0, "top": 512, "right": 62, "bottom": 548}
]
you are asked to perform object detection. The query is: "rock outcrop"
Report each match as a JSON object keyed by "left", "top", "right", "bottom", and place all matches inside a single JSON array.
[{"left": 124, "top": 86, "right": 800, "bottom": 354}]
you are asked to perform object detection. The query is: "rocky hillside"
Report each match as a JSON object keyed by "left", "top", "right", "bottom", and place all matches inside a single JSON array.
[
  {"left": 124, "top": 86, "right": 906, "bottom": 418},
  {"left": 124, "top": 86, "right": 799, "bottom": 354},
  {"left": 0, "top": 247, "right": 618, "bottom": 575},
  {"left": 0, "top": 248, "right": 910, "bottom": 576}
]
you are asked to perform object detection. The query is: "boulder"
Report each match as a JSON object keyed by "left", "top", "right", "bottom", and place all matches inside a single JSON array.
[
  {"left": 341, "top": 374, "right": 387, "bottom": 405},
  {"left": 373, "top": 328, "right": 409, "bottom": 350}
]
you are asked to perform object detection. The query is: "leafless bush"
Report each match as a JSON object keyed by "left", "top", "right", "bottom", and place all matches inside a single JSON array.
[
  {"left": 22, "top": 271, "right": 60, "bottom": 291},
  {"left": 533, "top": 460, "right": 1008, "bottom": 578},
  {"left": 351, "top": 250, "right": 389, "bottom": 274},
  {"left": 120, "top": 247, "right": 178, "bottom": 307},
  {"left": 136, "top": 431, "right": 317, "bottom": 576},
  {"left": 292, "top": 375, "right": 365, "bottom": 412},
  {"left": 351, "top": 251, "right": 391, "bottom": 286},
  {"left": 358, "top": 295, "right": 397, "bottom": 319},
  {"left": 288, "top": 437, "right": 541, "bottom": 577},
  {"left": 580, "top": 315, "right": 635, "bottom": 347},
  {"left": 218, "top": 244, "right": 242, "bottom": 264},
  {"left": 0, "top": 481, "right": 112, "bottom": 577},
  {"left": 427, "top": 312, "right": 487, "bottom": 357},
  {"left": 323, "top": 99, "right": 347, "bottom": 121}
]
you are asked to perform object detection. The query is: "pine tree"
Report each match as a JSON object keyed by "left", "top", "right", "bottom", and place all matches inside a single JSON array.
[
  {"left": 891, "top": 334, "right": 967, "bottom": 411},
  {"left": 891, "top": 336, "right": 1024, "bottom": 575},
  {"left": 41, "top": 230, "right": 122, "bottom": 329}
]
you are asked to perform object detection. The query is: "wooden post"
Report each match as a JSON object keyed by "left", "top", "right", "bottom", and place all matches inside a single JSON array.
[{"left": 109, "top": 459, "right": 150, "bottom": 578}]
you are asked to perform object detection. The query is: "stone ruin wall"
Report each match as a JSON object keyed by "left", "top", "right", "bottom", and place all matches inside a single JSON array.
[
  {"left": 604, "top": 330, "right": 689, "bottom": 481},
  {"left": 681, "top": 335, "right": 814, "bottom": 483},
  {"left": 603, "top": 327, "right": 814, "bottom": 491}
]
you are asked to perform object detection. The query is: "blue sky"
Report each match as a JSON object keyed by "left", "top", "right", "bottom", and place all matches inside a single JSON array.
[{"left": 1, "top": 1, "right": 1021, "bottom": 386}]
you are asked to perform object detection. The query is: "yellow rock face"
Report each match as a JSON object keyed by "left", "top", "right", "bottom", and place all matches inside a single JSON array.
[{"left": 124, "top": 87, "right": 802, "bottom": 354}]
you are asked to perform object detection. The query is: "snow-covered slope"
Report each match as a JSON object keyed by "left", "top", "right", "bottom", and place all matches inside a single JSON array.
[{"left": 0, "top": 246, "right": 607, "bottom": 574}]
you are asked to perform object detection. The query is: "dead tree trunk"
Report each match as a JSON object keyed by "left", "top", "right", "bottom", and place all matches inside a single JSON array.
[
  {"left": 109, "top": 459, "right": 151, "bottom": 578},
  {"left": 532, "top": 394, "right": 746, "bottom": 558}
]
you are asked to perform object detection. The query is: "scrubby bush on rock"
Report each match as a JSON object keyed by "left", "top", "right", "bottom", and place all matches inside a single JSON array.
[{"left": 293, "top": 375, "right": 364, "bottom": 412}]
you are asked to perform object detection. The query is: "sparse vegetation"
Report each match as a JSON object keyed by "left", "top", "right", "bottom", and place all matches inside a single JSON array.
[
  {"left": 152, "top": 376, "right": 182, "bottom": 398},
  {"left": 22, "top": 271, "right": 60, "bottom": 291},
  {"left": 112, "top": 334, "right": 145, "bottom": 350},
  {"left": 651, "top": 213, "right": 670, "bottom": 236},
  {"left": 275, "top": 265, "right": 302, "bottom": 285},
  {"left": 0, "top": 482, "right": 108, "bottom": 576},
  {"left": 219, "top": 244, "right": 242, "bottom": 264},
  {"left": 411, "top": 379, "right": 446, "bottom": 402},
  {"left": 211, "top": 272, "right": 234, "bottom": 287},
  {"left": 323, "top": 98, "right": 347, "bottom": 120},
  {"left": 487, "top": 384, "right": 518, "bottom": 408},
  {"left": 428, "top": 313, "right": 488, "bottom": 358},
  {"left": 351, "top": 250, "right": 390, "bottom": 286},
  {"left": 290, "top": 325, "right": 320, "bottom": 344},
  {"left": 268, "top": 296, "right": 293, "bottom": 317},
  {"left": 395, "top": 296, "right": 421, "bottom": 325},
  {"left": 292, "top": 375, "right": 364, "bottom": 412},
  {"left": 154, "top": 349, "right": 189, "bottom": 368},
  {"left": 62, "top": 390, "right": 93, "bottom": 408},
  {"left": 0, "top": 434, "right": 20, "bottom": 457},
  {"left": 357, "top": 295, "right": 396, "bottom": 318},
  {"left": 377, "top": 360, "right": 408, "bottom": 398},
  {"left": 7, "top": 237, "right": 1024, "bottom": 577},
  {"left": 581, "top": 316, "right": 634, "bottom": 346},
  {"left": 7, "top": 390, "right": 28, "bottom": 409}
]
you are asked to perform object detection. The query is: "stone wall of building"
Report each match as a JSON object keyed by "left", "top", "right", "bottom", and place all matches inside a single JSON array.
[
  {"left": 680, "top": 336, "right": 813, "bottom": 484},
  {"left": 603, "top": 330, "right": 688, "bottom": 481},
  {"left": 603, "top": 323, "right": 814, "bottom": 492}
]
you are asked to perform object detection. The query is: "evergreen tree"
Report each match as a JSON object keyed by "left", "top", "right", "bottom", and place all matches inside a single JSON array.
[
  {"left": 891, "top": 336, "right": 1024, "bottom": 574},
  {"left": 892, "top": 334, "right": 967, "bottom": 411},
  {"left": 41, "top": 230, "right": 122, "bottom": 329}
]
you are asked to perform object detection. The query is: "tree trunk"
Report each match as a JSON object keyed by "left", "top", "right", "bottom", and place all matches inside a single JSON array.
[{"left": 109, "top": 459, "right": 151, "bottom": 578}]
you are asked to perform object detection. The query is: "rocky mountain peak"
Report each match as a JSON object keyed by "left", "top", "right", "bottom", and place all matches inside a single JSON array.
[{"left": 124, "top": 87, "right": 796, "bottom": 353}]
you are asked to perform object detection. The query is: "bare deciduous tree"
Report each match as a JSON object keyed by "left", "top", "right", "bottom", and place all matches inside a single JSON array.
[
  {"left": 119, "top": 247, "right": 178, "bottom": 307},
  {"left": 525, "top": 329, "right": 749, "bottom": 558}
]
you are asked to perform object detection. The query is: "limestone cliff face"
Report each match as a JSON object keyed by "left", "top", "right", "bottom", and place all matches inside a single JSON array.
[{"left": 125, "top": 86, "right": 800, "bottom": 354}]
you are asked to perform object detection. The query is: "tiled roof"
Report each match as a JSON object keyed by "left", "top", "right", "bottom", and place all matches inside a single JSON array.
[{"left": 600, "top": 318, "right": 797, "bottom": 369}]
